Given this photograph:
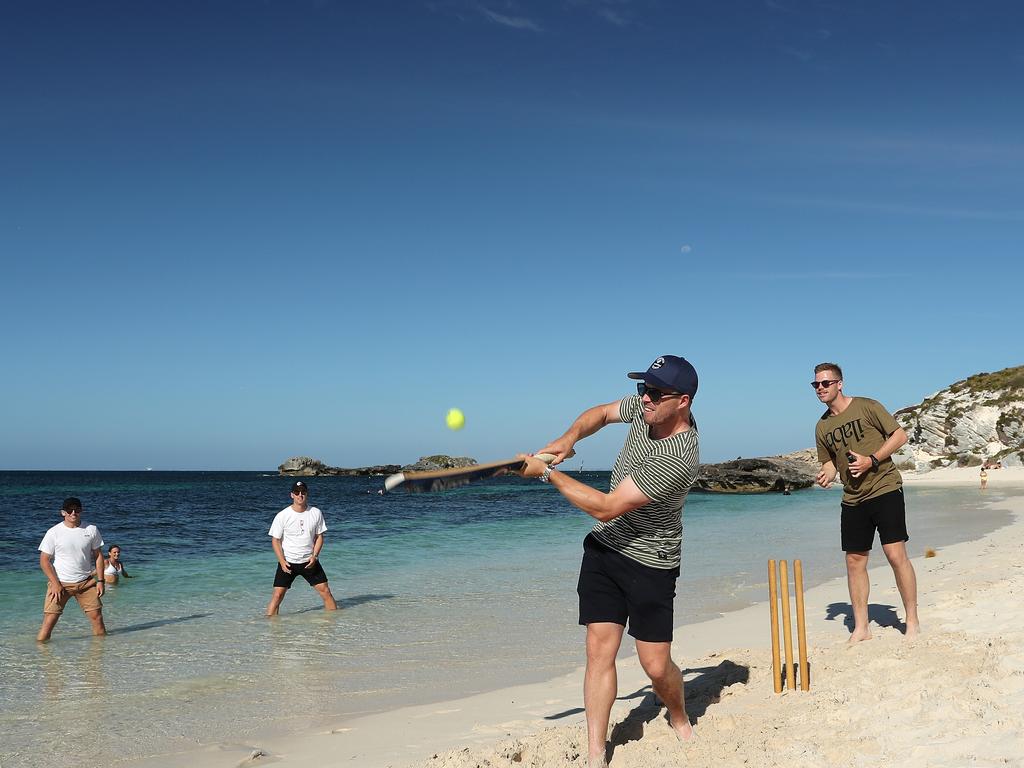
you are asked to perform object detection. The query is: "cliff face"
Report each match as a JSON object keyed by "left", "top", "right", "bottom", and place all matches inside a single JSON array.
[{"left": 891, "top": 365, "right": 1024, "bottom": 470}]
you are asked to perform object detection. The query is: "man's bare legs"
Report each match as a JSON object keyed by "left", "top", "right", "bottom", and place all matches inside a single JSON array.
[
  {"left": 37, "top": 613, "right": 61, "bottom": 642},
  {"left": 85, "top": 609, "right": 106, "bottom": 636},
  {"left": 881, "top": 540, "right": 919, "bottom": 637},
  {"left": 636, "top": 640, "right": 692, "bottom": 741},
  {"left": 584, "top": 622, "right": 623, "bottom": 767},
  {"left": 845, "top": 550, "right": 872, "bottom": 643},
  {"left": 314, "top": 582, "right": 338, "bottom": 610},
  {"left": 265, "top": 586, "right": 288, "bottom": 616},
  {"left": 37, "top": 609, "right": 105, "bottom": 641}
]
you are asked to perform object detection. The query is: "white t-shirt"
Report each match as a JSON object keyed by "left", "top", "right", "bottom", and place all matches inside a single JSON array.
[
  {"left": 268, "top": 506, "right": 327, "bottom": 563},
  {"left": 38, "top": 523, "right": 104, "bottom": 583}
]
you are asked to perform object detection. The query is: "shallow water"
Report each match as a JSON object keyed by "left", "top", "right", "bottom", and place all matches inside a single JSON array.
[{"left": 0, "top": 471, "right": 1013, "bottom": 767}]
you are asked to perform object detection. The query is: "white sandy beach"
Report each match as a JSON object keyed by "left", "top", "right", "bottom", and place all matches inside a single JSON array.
[{"left": 140, "top": 466, "right": 1024, "bottom": 768}]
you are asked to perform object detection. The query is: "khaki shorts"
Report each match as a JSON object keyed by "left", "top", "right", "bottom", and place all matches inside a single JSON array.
[{"left": 43, "top": 578, "right": 102, "bottom": 615}]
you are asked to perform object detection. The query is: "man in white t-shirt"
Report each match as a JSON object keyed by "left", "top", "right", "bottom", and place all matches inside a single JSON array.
[
  {"left": 265, "top": 480, "right": 338, "bottom": 616},
  {"left": 37, "top": 497, "right": 107, "bottom": 641}
]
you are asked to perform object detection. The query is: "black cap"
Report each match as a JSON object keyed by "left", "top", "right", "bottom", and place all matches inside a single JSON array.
[
  {"left": 627, "top": 355, "right": 698, "bottom": 397},
  {"left": 290, "top": 481, "right": 308, "bottom": 494},
  {"left": 62, "top": 497, "right": 83, "bottom": 512}
]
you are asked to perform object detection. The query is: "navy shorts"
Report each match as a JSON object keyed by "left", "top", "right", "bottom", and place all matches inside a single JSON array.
[
  {"left": 577, "top": 533, "right": 679, "bottom": 643},
  {"left": 841, "top": 489, "right": 910, "bottom": 552},
  {"left": 273, "top": 560, "right": 329, "bottom": 589}
]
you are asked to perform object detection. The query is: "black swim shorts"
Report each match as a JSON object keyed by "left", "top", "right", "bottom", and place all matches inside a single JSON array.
[
  {"left": 841, "top": 488, "right": 910, "bottom": 552},
  {"left": 577, "top": 533, "right": 679, "bottom": 643},
  {"left": 273, "top": 560, "right": 329, "bottom": 589}
]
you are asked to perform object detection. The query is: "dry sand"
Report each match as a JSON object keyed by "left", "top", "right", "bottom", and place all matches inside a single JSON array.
[{"left": 147, "top": 466, "right": 1024, "bottom": 768}]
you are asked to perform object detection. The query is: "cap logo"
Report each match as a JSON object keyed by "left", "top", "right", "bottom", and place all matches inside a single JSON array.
[{"left": 651, "top": 357, "right": 665, "bottom": 370}]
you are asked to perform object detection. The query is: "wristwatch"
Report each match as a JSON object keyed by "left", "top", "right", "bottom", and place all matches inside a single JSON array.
[
  {"left": 869, "top": 454, "right": 880, "bottom": 470},
  {"left": 540, "top": 466, "right": 553, "bottom": 483}
]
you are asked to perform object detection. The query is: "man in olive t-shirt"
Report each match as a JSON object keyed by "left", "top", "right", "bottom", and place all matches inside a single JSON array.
[{"left": 812, "top": 362, "right": 920, "bottom": 642}]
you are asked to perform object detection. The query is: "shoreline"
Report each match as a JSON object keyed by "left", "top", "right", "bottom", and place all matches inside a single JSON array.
[{"left": 128, "top": 466, "right": 1024, "bottom": 768}]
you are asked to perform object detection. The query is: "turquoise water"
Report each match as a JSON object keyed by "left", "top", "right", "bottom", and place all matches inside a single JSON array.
[{"left": 0, "top": 471, "right": 1013, "bottom": 767}]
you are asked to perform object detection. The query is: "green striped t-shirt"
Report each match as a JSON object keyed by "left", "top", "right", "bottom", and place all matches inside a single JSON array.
[{"left": 590, "top": 395, "right": 700, "bottom": 569}]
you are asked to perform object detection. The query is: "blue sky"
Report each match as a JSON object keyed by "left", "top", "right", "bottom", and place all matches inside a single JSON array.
[{"left": 2, "top": 1, "right": 1021, "bottom": 470}]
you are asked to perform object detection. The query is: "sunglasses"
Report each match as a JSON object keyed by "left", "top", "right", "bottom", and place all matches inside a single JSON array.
[
  {"left": 810, "top": 379, "right": 840, "bottom": 390},
  {"left": 637, "top": 382, "right": 685, "bottom": 402},
  {"left": 62, "top": 509, "right": 82, "bottom": 515},
  {"left": 291, "top": 491, "right": 308, "bottom": 496}
]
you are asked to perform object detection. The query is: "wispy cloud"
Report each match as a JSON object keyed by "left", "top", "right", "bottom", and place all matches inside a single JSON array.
[
  {"left": 680, "top": 244, "right": 692, "bottom": 254},
  {"left": 781, "top": 46, "right": 813, "bottom": 62},
  {"left": 597, "top": 7, "right": 630, "bottom": 27},
  {"left": 730, "top": 271, "right": 910, "bottom": 281},
  {"left": 767, "top": 196, "right": 1024, "bottom": 223},
  {"left": 479, "top": 7, "right": 543, "bottom": 32},
  {"left": 566, "top": 0, "right": 637, "bottom": 27}
]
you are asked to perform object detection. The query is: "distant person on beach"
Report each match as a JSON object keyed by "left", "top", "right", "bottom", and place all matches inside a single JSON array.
[
  {"left": 37, "top": 497, "right": 107, "bottom": 642},
  {"left": 811, "top": 362, "right": 920, "bottom": 642},
  {"left": 265, "top": 480, "right": 338, "bottom": 615},
  {"left": 518, "top": 355, "right": 700, "bottom": 766},
  {"left": 103, "top": 545, "right": 132, "bottom": 583},
  {"left": 980, "top": 468, "right": 988, "bottom": 489}
]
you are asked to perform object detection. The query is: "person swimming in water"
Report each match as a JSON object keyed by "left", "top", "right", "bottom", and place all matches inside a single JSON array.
[{"left": 103, "top": 545, "right": 132, "bottom": 584}]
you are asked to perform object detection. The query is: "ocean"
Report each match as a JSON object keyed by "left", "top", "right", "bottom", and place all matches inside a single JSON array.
[{"left": 0, "top": 470, "right": 1013, "bottom": 768}]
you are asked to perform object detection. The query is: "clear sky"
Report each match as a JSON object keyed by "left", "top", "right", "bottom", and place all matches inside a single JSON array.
[{"left": 2, "top": 1, "right": 1021, "bottom": 470}]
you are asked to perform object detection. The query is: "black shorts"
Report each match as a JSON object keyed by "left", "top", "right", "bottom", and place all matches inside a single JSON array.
[
  {"left": 577, "top": 533, "right": 679, "bottom": 643},
  {"left": 273, "top": 560, "right": 329, "bottom": 589},
  {"left": 841, "top": 489, "right": 910, "bottom": 552}
]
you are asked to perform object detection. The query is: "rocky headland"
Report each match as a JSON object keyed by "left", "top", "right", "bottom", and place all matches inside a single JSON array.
[{"left": 892, "top": 364, "right": 1024, "bottom": 470}]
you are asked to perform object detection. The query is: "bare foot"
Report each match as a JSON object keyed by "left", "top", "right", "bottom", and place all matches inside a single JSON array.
[
  {"left": 846, "top": 628, "right": 872, "bottom": 646},
  {"left": 669, "top": 716, "right": 694, "bottom": 742},
  {"left": 587, "top": 756, "right": 608, "bottom": 768},
  {"left": 904, "top": 621, "right": 921, "bottom": 639}
]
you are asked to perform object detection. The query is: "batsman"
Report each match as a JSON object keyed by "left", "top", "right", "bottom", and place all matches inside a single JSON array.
[{"left": 517, "top": 354, "right": 700, "bottom": 768}]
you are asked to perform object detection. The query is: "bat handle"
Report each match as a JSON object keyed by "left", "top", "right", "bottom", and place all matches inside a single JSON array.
[{"left": 533, "top": 449, "right": 576, "bottom": 465}]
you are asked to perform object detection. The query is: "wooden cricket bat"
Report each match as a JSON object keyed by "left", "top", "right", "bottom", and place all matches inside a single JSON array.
[{"left": 383, "top": 452, "right": 572, "bottom": 493}]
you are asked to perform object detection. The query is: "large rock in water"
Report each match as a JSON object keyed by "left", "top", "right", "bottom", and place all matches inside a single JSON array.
[
  {"left": 400, "top": 455, "right": 477, "bottom": 472},
  {"left": 278, "top": 456, "right": 402, "bottom": 476},
  {"left": 891, "top": 365, "right": 1024, "bottom": 470},
  {"left": 278, "top": 455, "right": 475, "bottom": 477},
  {"left": 695, "top": 449, "right": 818, "bottom": 493}
]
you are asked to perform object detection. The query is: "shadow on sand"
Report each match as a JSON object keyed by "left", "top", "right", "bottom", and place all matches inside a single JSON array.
[
  {"left": 544, "top": 658, "right": 750, "bottom": 761},
  {"left": 603, "top": 659, "right": 749, "bottom": 760},
  {"left": 825, "top": 601, "right": 905, "bottom": 633}
]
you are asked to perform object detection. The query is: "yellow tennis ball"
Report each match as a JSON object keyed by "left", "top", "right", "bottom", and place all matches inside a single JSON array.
[{"left": 445, "top": 408, "right": 465, "bottom": 431}]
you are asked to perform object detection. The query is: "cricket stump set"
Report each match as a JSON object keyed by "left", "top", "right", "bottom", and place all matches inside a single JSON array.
[{"left": 768, "top": 559, "right": 810, "bottom": 693}]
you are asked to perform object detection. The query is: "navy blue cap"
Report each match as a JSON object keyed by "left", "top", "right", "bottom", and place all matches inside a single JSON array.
[
  {"left": 290, "top": 481, "right": 308, "bottom": 494},
  {"left": 627, "top": 355, "right": 698, "bottom": 397}
]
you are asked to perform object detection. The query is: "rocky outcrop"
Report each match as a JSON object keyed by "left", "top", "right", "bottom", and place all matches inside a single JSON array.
[
  {"left": 399, "top": 455, "right": 477, "bottom": 472},
  {"left": 891, "top": 365, "right": 1024, "bottom": 470},
  {"left": 694, "top": 449, "right": 819, "bottom": 493},
  {"left": 278, "top": 455, "right": 476, "bottom": 477},
  {"left": 278, "top": 456, "right": 401, "bottom": 477}
]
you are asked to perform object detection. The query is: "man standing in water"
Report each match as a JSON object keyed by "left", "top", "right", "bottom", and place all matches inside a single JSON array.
[
  {"left": 518, "top": 355, "right": 699, "bottom": 768},
  {"left": 265, "top": 480, "right": 338, "bottom": 615},
  {"left": 811, "top": 362, "right": 920, "bottom": 642},
  {"left": 37, "top": 497, "right": 107, "bottom": 642}
]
